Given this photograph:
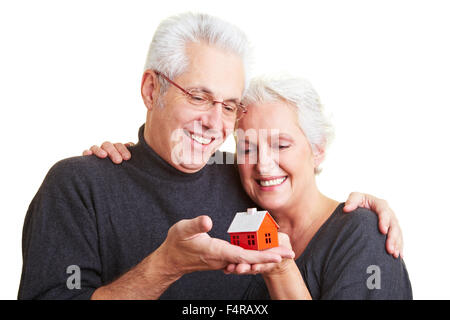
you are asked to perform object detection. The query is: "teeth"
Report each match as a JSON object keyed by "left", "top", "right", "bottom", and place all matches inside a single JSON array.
[
  {"left": 260, "top": 177, "right": 287, "bottom": 187},
  {"left": 191, "top": 134, "right": 212, "bottom": 145}
]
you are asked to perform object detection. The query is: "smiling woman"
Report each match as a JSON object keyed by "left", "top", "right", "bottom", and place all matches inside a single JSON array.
[
  {"left": 236, "top": 76, "right": 333, "bottom": 211},
  {"left": 230, "top": 75, "right": 413, "bottom": 299}
]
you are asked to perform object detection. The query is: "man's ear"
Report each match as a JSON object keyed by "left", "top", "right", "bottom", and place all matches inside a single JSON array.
[{"left": 141, "top": 69, "right": 161, "bottom": 111}]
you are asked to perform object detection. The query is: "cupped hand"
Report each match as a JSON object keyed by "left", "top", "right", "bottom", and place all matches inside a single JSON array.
[
  {"left": 158, "top": 217, "right": 295, "bottom": 278},
  {"left": 223, "top": 232, "right": 295, "bottom": 276}
]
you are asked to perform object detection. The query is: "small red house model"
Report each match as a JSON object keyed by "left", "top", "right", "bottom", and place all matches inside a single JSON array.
[{"left": 227, "top": 208, "right": 279, "bottom": 250}]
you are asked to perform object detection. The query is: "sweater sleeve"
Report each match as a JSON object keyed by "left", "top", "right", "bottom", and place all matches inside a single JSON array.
[
  {"left": 319, "top": 209, "right": 413, "bottom": 300},
  {"left": 18, "top": 159, "right": 102, "bottom": 299}
]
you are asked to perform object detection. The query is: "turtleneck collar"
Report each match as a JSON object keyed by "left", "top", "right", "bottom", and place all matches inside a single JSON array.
[{"left": 129, "top": 124, "right": 208, "bottom": 181}]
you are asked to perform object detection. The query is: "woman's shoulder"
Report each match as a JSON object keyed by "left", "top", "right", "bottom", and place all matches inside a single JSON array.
[
  {"left": 306, "top": 204, "right": 386, "bottom": 259},
  {"left": 302, "top": 204, "right": 413, "bottom": 299},
  {"left": 325, "top": 204, "right": 381, "bottom": 238}
]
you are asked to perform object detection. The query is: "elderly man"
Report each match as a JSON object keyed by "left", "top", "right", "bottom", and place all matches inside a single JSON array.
[{"left": 18, "top": 13, "right": 402, "bottom": 300}]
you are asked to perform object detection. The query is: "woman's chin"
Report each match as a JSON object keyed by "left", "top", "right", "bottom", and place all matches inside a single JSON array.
[{"left": 254, "top": 195, "right": 289, "bottom": 213}]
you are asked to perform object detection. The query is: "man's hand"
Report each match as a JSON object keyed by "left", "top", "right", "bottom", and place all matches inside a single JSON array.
[
  {"left": 83, "top": 141, "right": 133, "bottom": 164},
  {"left": 160, "top": 216, "right": 295, "bottom": 278},
  {"left": 92, "top": 216, "right": 294, "bottom": 300},
  {"left": 344, "top": 192, "right": 403, "bottom": 258}
]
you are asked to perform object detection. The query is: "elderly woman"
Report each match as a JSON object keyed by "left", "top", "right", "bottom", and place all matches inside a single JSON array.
[
  {"left": 224, "top": 75, "right": 412, "bottom": 299},
  {"left": 83, "top": 76, "right": 411, "bottom": 299}
]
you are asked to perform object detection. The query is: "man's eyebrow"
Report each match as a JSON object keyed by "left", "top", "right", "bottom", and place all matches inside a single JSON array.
[
  {"left": 187, "top": 86, "right": 241, "bottom": 103},
  {"left": 186, "top": 86, "right": 213, "bottom": 94}
]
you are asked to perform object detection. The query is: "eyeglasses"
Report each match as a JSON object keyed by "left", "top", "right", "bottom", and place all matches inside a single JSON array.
[{"left": 155, "top": 71, "right": 247, "bottom": 121}]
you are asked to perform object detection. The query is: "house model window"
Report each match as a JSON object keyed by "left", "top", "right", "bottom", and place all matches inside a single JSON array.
[{"left": 265, "top": 233, "right": 272, "bottom": 244}]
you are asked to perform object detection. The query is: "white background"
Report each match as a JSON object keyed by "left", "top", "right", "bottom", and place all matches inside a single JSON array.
[{"left": 1, "top": 0, "right": 449, "bottom": 299}]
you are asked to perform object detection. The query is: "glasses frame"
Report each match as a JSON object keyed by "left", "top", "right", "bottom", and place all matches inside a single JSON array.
[{"left": 154, "top": 71, "right": 247, "bottom": 121}]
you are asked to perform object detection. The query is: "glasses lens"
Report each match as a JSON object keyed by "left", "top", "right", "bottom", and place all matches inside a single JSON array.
[
  {"left": 185, "top": 90, "right": 246, "bottom": 121},
  {"left": 187, "top": 91, "right": 209, "bottom": 105},
  {"left": 222, "top": 102, "right": 238, "bottom": 114},
  {"left": 236, "top": 106, "right": 247, "bottom": 121}
]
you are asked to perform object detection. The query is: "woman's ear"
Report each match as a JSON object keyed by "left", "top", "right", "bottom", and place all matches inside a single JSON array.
[
  {"left": 141, "top": 69, "right": 161, "bottom": 111},
  {"left": 312, "top": 144, "right": 326, "bottom": 169}
]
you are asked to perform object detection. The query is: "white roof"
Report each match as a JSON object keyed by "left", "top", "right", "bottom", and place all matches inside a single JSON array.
[{"left": 227, "top": 208, "right": 278, "bottom": 233}]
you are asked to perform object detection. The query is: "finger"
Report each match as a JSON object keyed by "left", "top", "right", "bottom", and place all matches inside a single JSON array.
[
  {"left": 221, "top": 244, "right": 283, "bottom": 265},
  {"left": 89, "top": 145, "right": 107, "bottom": 158},
  {"left": 277, "top": 232, "right": 292, "bottom": 250},
  {"left": 124, "top": 142, "right": 135, "bottom": 148},
  {"left": 250, "top": 263, "right": 272, "bottom": 274},
  {"left": 343, "top": 192, "right": 365, "bottom": 212},
  {"left": 392, "top": 222, "right": 403, "bottom": 259},
  {"left": 399, "top": 232, "right": 404, "bottom": 258},
  {"left": 174, "top": 215, "right": 213, "bottom": 240},
  {"left": 224, "top": 264, "right": 237, "bottom": 274},
  {"left": 385, "top": 220, "right": 402, "bottom": 257},
  {"left": 224, "top": 263, "right": 255, "bottom": 275},
  {"left": 82, "top": 149, "right": 93, "bottom": 156},
  {"left": 263, "top": 246, "right": 295, "bottom": 259},
  {"left": 114, "top": 143, "right": 132, "bottom": 160},
  {"left": 368, "top": 199, "right": 392, "bottom": 235},
  {"left": 101, "top": 141, "right": 123, "bottom": 164},
  {"left": 368, "top": 199, "right": 403, "bottom": 257},
  {"left": 385, "top": 229, "right": 396, "bottom": 256},
  {"left": 377, "top": 211, "right": 390, "bottom": 235},
  {"left": 246, "top": 262, "right": 277, "bottom": 275},
  {"left": 235, "top": 263, "right": 252, "bottom": 274}
]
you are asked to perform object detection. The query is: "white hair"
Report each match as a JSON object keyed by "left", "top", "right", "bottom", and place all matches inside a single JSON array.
[
  {"left": 144, "top": 12, "right": 252, "bottom": 95},
  {"left": 242, "top": 75, "right": 334, "bottom": 174}
]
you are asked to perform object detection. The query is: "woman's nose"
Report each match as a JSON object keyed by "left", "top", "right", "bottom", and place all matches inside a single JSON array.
[{"left": 256, "top": 146, "right": 277, "bottom": 174}]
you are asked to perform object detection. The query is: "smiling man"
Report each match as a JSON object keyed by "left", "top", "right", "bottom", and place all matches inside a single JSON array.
[
  {"left": 142, "top": 42, "right": 244, "bottom": 173},
  {"left": 19, "top": 12, "right": 402, "bottom": 300}
]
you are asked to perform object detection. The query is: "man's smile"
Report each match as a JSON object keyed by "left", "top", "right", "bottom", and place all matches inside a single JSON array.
[{"left": 183, "top": 129, "right": 216, "bottom": 146}]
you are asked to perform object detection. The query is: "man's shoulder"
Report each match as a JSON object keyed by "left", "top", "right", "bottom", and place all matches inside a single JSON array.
[
  {"left": 47, "top": 155, "right": 114, "bottom": 179},
  {"left": 41, "top": 155, "right": 117, "bottom": 195}
]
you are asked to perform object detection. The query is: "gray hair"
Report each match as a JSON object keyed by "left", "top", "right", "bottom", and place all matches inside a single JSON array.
[
  {"left": 144, "top": 12, "right": 252, "bottom": 96},
  {"left": 242, "top": 75, "right": 334, "bottom": 174}
]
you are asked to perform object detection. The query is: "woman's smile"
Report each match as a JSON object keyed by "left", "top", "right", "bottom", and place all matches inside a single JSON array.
[{"left": 255, "top": 175, "right": 288, "bottom": 190}]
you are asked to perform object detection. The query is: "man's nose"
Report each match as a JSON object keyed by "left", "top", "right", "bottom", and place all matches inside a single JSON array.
[{"left": 201, "top": 103, "right": 223, "bottom": 131}]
